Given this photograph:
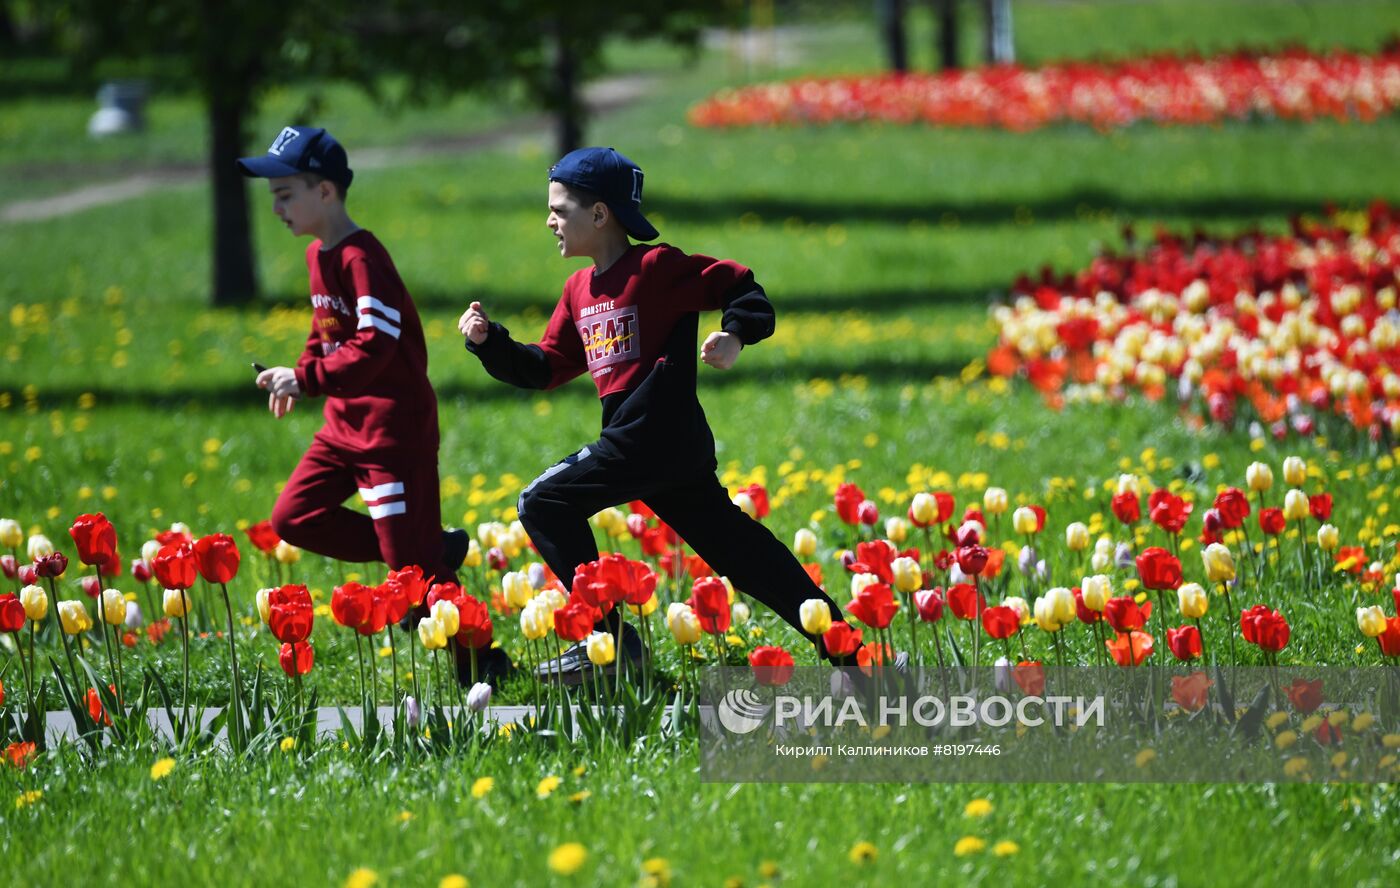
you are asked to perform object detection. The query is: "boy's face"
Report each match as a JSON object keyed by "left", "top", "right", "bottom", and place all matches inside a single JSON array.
[
  {"left": 268, "top": 175, "right": 330, "bottom": 237},
  {"left": 546, "top": 180, "right": 604, "bottom": 259}
]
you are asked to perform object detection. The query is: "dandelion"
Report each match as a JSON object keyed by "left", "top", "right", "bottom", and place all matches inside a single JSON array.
[
  {"left": 280, "top": 737, "right": 296, "bottom": 752},
  {"left": 150, "top": 757, "right": 176, "bottom": 781},
  {"left": 548, "top": 842, "right": 588, "bottom": 875},
  {"left": 343, "top": 869, "right": 378, "bottom": 888},
  {"left": 1135, "top": 749, "right": 1156, "bottom": 768},
  {"left": 848, "top": 841, "right": 878, "bottom": 863},
  {"left": 536, "top": 775, "right": 561, "bottom": 798},
  {"left": 568, "top": 790, "right": 591, "bottom": 804},
  {"left": 471, "top": 776, "right": 494, "bottom": 798},
  {"left": 963, "top": 798, "right": 993, "bottom": 818},
  {"left": 439, "top": 876, "right": 469, "bottom": 888},
  {"left": 15, "top": 789, "right": 43, "bottom": 809},
  {"left": 954, "top": 836, "right": 986, "bottom": 857},
  {"left": 993, "top": 840, "right": 1021, "bottom": 857}
]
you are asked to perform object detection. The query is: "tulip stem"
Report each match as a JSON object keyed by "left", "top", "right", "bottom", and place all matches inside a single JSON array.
[
  {"left": 57, "top": 623, "right": 83, "bottom": 716},
  {"left": 180, "top": 610, "right": 191, "bottom": 736},
  {"left": 94, "top": 565, "right": 121, "bottom": 707},
  {"left": 26, "top": 620, "right": 37, "bottom": 710},
  {"left": 1219, "top": 582, "right": 1239, "bottom": 666},
  {"left": 407, "top": 627, "right": 420, "bottom": 703},
  {"left": 218, "top": 582, "right": 244, "bottom": 753},
  {"left": 388, "top": 628, "right": 400, "bottom": 703}
]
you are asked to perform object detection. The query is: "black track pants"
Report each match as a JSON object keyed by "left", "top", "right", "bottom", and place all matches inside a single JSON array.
[{"left": 517, "top": 442, "right": 845, "bottom": 660}]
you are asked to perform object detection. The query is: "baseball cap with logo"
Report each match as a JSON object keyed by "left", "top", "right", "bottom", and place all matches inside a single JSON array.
[
  {"left": 237, "top": 126, "right": 354, "bottom": 191},
  {"left": 548, "top": 147, "right": 658, "bottom": 241}
]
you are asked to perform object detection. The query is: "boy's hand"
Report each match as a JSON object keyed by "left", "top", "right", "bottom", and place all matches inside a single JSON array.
[
  {"left": 459, "top": 301, "right": 490, "bottom": 345},
  {"left": 268, "top": 392, "right": 296, "bottom": 419},
  {"left": 700, "top": 331, "right": 742, "bottom": 370},
  {"left": 256, "top": 366, "right": 301, "bottom": 400}
]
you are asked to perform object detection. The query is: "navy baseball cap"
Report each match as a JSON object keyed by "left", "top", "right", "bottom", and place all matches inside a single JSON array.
[
  {"left": 549, "top": 147, "right": 658, "bottom": 241},
  {"left": 237, "top": 126, "right": 353, "bottom": 190}
]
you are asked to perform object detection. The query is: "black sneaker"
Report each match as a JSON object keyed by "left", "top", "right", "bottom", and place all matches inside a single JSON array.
[
  {"left": 442, "top": 528, "right": 470, "bottom": 573},
  {"left": 454, "top": 642, "right": 515, "bottom": 689},
  {"left": 537, "top": 621, "right": 645, "bottom": 686}
]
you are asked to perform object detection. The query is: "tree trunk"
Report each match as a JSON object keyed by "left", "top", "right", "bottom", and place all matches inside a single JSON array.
[
  {"left": 934, "top": 0, "right": 959, "bottom": 71},
  {"left": 878, "top": 0, "right": 908, "bottom": 73},
  {"left": 553, "top": 31, "right": 583, "bottom": 157},
  {"left": 207, "top": 90, "right": 258, "bottom": 307}
]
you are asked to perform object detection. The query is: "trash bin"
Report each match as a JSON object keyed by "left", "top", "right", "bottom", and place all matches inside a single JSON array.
[{"left": 88, "top": 80, "right": 148, "bottom": 137}]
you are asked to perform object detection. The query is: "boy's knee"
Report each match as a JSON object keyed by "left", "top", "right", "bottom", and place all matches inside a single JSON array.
[{"left": 270, "top": 502, "right": 307, "bottom": 544}]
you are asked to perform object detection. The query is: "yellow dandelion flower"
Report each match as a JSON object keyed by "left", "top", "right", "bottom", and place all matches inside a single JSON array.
[
  {"left": 536, "top": 775, "right": 561, "bottom": 799},
  {"left": 150, "top": 757, "right": 176, "bottom": 781},
  {"left": 758, "top": 861, "right": 780, "bottom": 879},
  {"left": 1135, "top": 749, "right": 1156, "bottom": 768},
  {"left": 963, "top": 798, "right": 993, "bottom": 818},
  {"left": 1381, "top": 734, "right": 1400, "bottom": 748},
  {"left": 954, "top": 836, "right": 986, "bottom": 857},
  {"left": 993, "top": 840, "right": 1020, "bottom": 857},
  {"left": 280, "top": 737, "right": 296, "bottom": 752},
  {"left": 547, "top": 842, "right": 588, "bottom": 875},
  {"left": 848, "top": 841, "right": 878, "bottom": 863},
  {"left": 439, "top": 876, "right": 469, "bottom": 888},
  {"left": 471, "top": 776, "right": 494, "bottom": 799},
  {"left": 397, "top": 811, "right": 413, "bottom": 823},
  {"left": 568, "top": 790, "right": 591, "bottom": 804},
  {"left": 572, "top": 764, "right": 587, "bottom": 777},
  {"left": 1265, "top": 711, "right": 1289, "bottom": 730},
  {"left": 641, "top": 858, "right": 671, "bottom": 882},
  {"left": 343, "top": 869, "right": 378, "bottom": 888},
  {"left": 1283, "top": 757, "right": 1310, "bottom": 777},
  {"left": 15, "top": 789, "right": 43, "bottom": 809}
]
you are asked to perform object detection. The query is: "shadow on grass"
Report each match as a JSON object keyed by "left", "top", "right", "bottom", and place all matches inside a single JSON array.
[{"left": 4, "top": 354, "right": 972, "bottom": 410}]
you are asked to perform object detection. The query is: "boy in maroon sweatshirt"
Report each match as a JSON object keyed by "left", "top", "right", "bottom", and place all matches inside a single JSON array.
[
  {"left": 239, "top": 126, "right": 495, "bottom": 682},
  {"left": 460, "top": 147, "right": 846, "bottom": 684}
]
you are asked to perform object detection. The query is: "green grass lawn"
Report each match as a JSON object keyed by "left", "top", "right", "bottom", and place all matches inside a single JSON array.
[{"left": 3, "top": 1, "right": 1400, "bottom": 885}]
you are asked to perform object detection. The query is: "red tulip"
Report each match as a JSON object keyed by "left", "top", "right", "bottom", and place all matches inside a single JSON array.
[
  {"left": 0, "top": 594, "right": 23, "bottom": 632},
  {"left": 1, "top": 555, "right": 16, "bottom": 579},
  {"left": 933, "top": 549, "right": 954, "bottom": 571},
  {"left": 1166, "top": 624, "right": 1203, "bottom": 660},
  {"left": 1171, "top": 671, "right": 1213, "bottom": 712},
  {"left": 425, "top": 581, "right": 462, "bottom": 609},
  {"left": 955, "top": 545, "right": 988, "bottom": 576},
  {"left": 455, "top": 594, "right": 493, "bottom": 649},
  {"left": 1012, "top": 661, "right": 1045, "bottom": 696},
  {"left": 553, "top": 600, "right": 595, "bottom": 642},
  {"left": 279, "top": 641, "right": 314, "bottom": 676},
  {"left": 1106, "top": 630, "right": 1154, "bottom": 667},
  {"left": 914, "top": 588, "right": 944, "bottom": 622},
  {"left": 1104, "top": 596, "right": 1152, "bottom": 632},
  {"left": 1200, "top": 508, "right": 1224, "bottom": 545},
  {"left": 244, "top": 520, "right": 281, "bottom": 555},
  {"left": 35, "top": 552, "right": 68, "bottom": 579},
  {"left": 1283, "top": 677, "right": 1323, "bottom": 713},
  {"left": 946, "top": 582, "right": 985, "bottom": 620},
  {"left": 592, "top": 553, "right": 658, "bottom": 607},
  {"left": 267, "top": 584, "right": 313, "bottom": 644},
  {"left": 1375, "top": 615, "right": 1400, "bottom": 657},
  {"left": 822, "top": 621, "right": 863, "bottom": 657},
  {"left": 69, "top": 513, "right": 117, "bottom": 567},
  {"left": 1213, "top": 488, "right": 1250, "bottom": 529},
  {"left": 331, "top": 582, "right": 374, "bottom": 629},
  {"left": 856, "top": 501, "right": 879, "bottom": 526},
  {"left": 848, "top": 540, "right": 895, "bottom": 584},
  {"left": 1258, "top": 508, "right": 1285, "bottom": 535},
  {"left": 847, "top": 582, "right": 899, "bottom": 630},
  {"left": 385, "top": 564, "right": 429, "bottom": 611},
  {"left": 486, "top": 546, "right": 508, "bottom": 571},
  {"left": 1073, "top": 587, "right": 1104, "bottom": 624},
  {"left": 834, "top": 482, "right": 866, "bottom": 525},
  {"left": 981, "top": 604, "right": 1020, "bottom": 639},
  {"left": 934, "top": 492, "right": 956, "bottom": 524},
  {"left": 1239, "top": 604, "right": 1289, "bottom": 652},
  {"left": 688, "top": 574, "right": 729, "bottom": 624},
  {"left": 4, "top": 740, "right": 36, "bottom": 768},
  {"left": 1308, "top": 493, "right": 1333, "bottom": 522},
  {"left": 1135, "top": 547, "right": 1182, "bottom": 590},
  {"left": 981, "top": 548, "right": 1006, "bottom": 579},
  {"left": 152, "top": 541, "right": 197, "bottom": 591},
  {"left": 749, "top": 645, "right": 795, "bottom": 686},
  {"left": 17, "top": 564, "right": 38, "bottom": 585},
  {"left": 1029, "top": 505, "right": 1047, "bottom": 533},
  {"left": 1110, "top": 491, "right": 1140, "bottom": 525},
  {"left": 86, "top": 685, "right": 115, "bottom": 727},
  {"left": 80, "top": 575, "right": 101, "bottom": 599},
  {"left": 192, "top": 534, "right": 240, "bottom": 584},
  {"left": 131, "top": 559, "right": 152, "bottom": 583},
  {"left": 739, "top": 483, "right": 770, "bottom": 519},
  {"left": 1148, "top": 489, "right": 1192, "bottom": 534}
]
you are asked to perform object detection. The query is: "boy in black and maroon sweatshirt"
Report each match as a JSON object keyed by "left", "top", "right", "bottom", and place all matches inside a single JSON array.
[
  {"left": 238, "top": 126, "right": 500, "bottom": 684},
  {"left": 459, "top": 146, "right": 846, "bottom": 683}
]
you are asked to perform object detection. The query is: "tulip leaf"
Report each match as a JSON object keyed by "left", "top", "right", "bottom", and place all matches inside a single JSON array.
[
  {"left": 1234, "top": 683, "right": 1270, "bottom": 739},
  {"left": 1213, "top": 662, "right": 1236, "bottom": 724}
]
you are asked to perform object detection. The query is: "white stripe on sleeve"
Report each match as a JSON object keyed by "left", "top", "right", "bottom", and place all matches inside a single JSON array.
[
  {"left": 368, "top": 501, "right": 408, "bottom": 520},
  {"left": 356, "top": 295, "right": 402, "bottom": 323},
  {"left": 357, "top": 481, "right": 406, "bottom": 503},
  {"left": 357, "top": 314, "right": 401, "bottom": 339}
]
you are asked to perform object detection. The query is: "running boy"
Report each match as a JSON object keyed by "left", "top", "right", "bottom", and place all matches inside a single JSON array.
[
  {"left": 459, "top": 146, "right": 846, "bottom": 682},
  {"left": 238, "top": 126, "right": 496, "bottom": 682}
]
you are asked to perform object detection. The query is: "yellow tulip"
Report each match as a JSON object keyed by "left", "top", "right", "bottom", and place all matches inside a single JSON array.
[
  {"left": 720, "top": 576, "right": 737, "bottom": 603},
  {"left": 732, "top": 492, "right": 758, "bottom": 519},
  {"left": 627, "top": 594, "right": 659, "bottom": 617},
  {"left": 586, "top": 631, "right": 615, "bottom": 666},
  {"left": 666, "top": 602, "right": 701, "bottom": 646},
  {"left": 983, "top": 487, "right": 1008, "bottom": 516},
  {"left": 1178, "top": 583, "right": 1209, "bottom": 619},
  {"left": 1357, "top": 606, "right": 1387, "bottom": 638},
  {"left": 1282, "top": 456, "right": 1306, "bottom": 486},
  {"left": 910, "top": 492, "right": 938, "bottom": 525},
  {"left": 163, "top": 588, "right": 190, "bottom": 619},
  {"left": 0, "top": 518, "right": 22, "bottom": 548},
  {"left": 1080, "top": 574, "right": 1111, "bottom": 612},
  {"left": 1282, "top": 489, "right": 1309, "bottom": 522},
  {"left": 27, "top": 534, "right": 54, "bottom": 561},
  {"left": 273, "top": 540, "right": 301, "bottom": 565},
  {"left": 58, "top": 599, "right": 92, "bottom": 634},
  {"left": 1065, "top": 522, "right": 1090, "bottom": 552},
  {"left": 431, "top": 600, "right": 460, "bottom": 637},
  {"left": 520, "top": 600, "right": 552, "bottom": 640},
  {"left": 462, "top": 539, "right": 482, "bottom": 569},
  {"left": 256, "top": 587, "right": 272, "bottom": 624},
  {"left": 1317, "top": 524, "right": 1339, "bottom": 551},
  {"left": 20, "top": 584, "right": 48, "bottom": 621},
  {"left": 792, "top": 528, "right": 817, "bottom": 559},
  {"left": 1202, "top": 543, "right": 1236, "bottom": 583},
  {"left": 101, "top": 588, "right": 126, "bottom": 626},
  {"left": 891, "top": 556, "right": 922, "bottom": 593},
  {"left": 140, "top": 539, "right": 161, "bottom": 565},
  {"left": 800, "top": 599, "right": 832, "bottom": 635},
  {"left": 418, "top": 616, "right": 448, "bottom": 650},
  {"left": 885, "top": 516, "right": 909, "bottom": 544},
  {"left": 1245, "top": 461, "right": 1273, "bottom": 492},
  {"left": 1012, "top": 507, "right": 1037, "bottom": 535},
  {"left": 731, "top": 602, "right": 750, "bottom": 626},
  {"left": 536, "top": 587, "right": 566, "bottom": 612},
  {"left": 1003, "top": 596, "right": 1031, "bottom": 624},
  {"left": 502, "top": 571, "right": 533, "bottom": 610},
  {"left": 850, "top": 572, "right": 879, "bottom": 599},
  {"left": 1034, "top": 587, "right": 1074, "bottom": 632}
]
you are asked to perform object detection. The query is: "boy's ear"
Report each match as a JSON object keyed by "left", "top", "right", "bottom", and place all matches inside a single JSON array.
[{"left": 593, "top": 201, "right": 609, "bottom": 229}]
